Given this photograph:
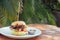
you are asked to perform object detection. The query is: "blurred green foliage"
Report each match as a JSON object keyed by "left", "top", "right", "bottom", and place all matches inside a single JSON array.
[
  {"left": 54, "top": 2, "right": 60, "bottom": 9},
  {"left": 0, "top": 0, "right": 20, "bottom": 26},
  {"left": 0, "top": 0, "right": 56, "bottom": 26},
  {"left": 20, "top": 0, "right": 56, "bottom": 25}
]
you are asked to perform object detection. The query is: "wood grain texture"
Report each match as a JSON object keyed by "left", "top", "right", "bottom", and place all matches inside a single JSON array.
[{"left": 0, "top": 24, "right": 60, "bottom": 40}]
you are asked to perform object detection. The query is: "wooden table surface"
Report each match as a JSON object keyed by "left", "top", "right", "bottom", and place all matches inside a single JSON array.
[{"left": 0, "top": 24, "right": 60, "bottom": 40}]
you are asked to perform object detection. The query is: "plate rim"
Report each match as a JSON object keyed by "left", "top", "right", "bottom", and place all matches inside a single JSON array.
[{"left": 0, "top": 26, "right": 42, "bottom": 39}]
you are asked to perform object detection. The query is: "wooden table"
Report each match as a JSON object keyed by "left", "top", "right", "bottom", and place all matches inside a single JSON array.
[{"left": 0, "top": 24, "right": 60, "bottom": 40}]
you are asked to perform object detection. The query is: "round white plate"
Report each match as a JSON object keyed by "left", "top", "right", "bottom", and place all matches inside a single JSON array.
[{"left": 0, "top": 26, "right": 41, "bottom": 39}]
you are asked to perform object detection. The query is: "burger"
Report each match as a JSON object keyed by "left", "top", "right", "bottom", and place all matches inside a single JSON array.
[{"left": 10, "top": 21, "right": 28, "bottom": 36}]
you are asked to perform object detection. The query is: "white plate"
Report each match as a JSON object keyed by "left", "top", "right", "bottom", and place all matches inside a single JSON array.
[{"left": 0, "top": 26, "right": 41, "bottom": 39}]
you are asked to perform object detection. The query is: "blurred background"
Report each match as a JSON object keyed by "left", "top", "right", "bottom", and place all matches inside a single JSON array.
[{"left": 0, "top": 0, "right": 60, "bottom": 27}]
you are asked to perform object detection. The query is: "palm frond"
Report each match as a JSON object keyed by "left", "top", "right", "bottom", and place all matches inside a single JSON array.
[{"left": 0, "top": 0, "right": 20, "bottom": 26}]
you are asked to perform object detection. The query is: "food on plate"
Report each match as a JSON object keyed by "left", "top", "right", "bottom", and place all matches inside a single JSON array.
[{"left": 10, "top": 21, "right": 28, "bottom": 36}]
